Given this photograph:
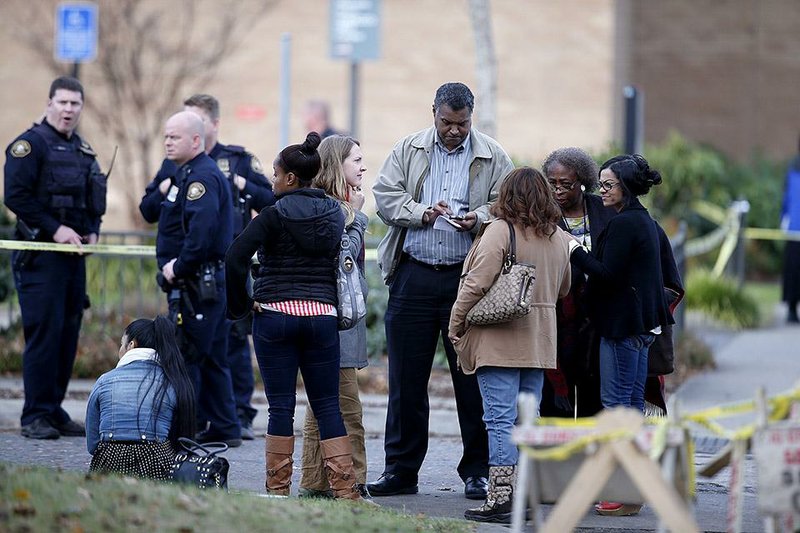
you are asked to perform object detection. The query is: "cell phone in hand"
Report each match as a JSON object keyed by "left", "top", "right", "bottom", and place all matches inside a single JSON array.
[{"left": 442, "top": 216, "right": 463, "bottom": 229}]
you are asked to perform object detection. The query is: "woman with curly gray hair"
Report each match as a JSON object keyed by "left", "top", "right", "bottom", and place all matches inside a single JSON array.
[{"left": 540, "top": 147, "right": 616, "bottom": 418}]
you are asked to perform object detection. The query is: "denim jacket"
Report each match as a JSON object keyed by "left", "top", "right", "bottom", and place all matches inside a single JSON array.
[{"left": 85, "top": 349, "right": 176, "bottom": 454}]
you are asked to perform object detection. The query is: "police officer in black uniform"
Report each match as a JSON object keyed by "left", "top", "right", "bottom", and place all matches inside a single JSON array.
[
  {"left": 4, "top": 76, "right": 106, "bottom": 440},
  {"left": 140, "top": 94, "right": 273, "bottom": 440},
  {"left": 149, "top": 110, "right": 241, "bottom": 446}
]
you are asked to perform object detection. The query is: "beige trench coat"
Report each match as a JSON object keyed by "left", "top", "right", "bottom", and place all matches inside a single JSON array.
[{"left": 449, "top": 220, "right": 572, "bottom": 374}]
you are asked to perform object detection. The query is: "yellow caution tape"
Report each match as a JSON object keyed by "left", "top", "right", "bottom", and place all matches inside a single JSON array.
[
  {"left": 519, "top": 429, "right": 636, "bottom": 461},
  {"left": 1, "top": 239, "right": 381, "bottom": 261},
  {"left": 535, "top": 417, "right": 599, "bottom": 428},
  {"left": 692, "top": 200, "right": 728, "bottom": 225},
  {"left": 745, "top": 227, "right": 800, "bottom": 242},
  {"left": 648, "top": 420, "right": 668, "bottom": 461},
  {"left": 711, "top": 221, "right": 740, "bottom": 277},
  {"left": 536, "top": 415, "right": 667, "bottom": 428},
  {"left": 687, "top": 438, "right": 697, "bottom": 497},
  {"left": 683, "top": 388, "right": 800, "bottom": 440},
  {"left": 0, "top": 239, "right": 155, "bottom": 256}
]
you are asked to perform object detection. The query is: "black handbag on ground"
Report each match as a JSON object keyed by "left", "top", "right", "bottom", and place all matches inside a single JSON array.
[{"left": 169, "top": 438, "right": 230, "bottom": 490}]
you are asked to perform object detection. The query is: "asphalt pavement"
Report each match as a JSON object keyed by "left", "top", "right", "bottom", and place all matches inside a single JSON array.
[{"left": 2, "top": 307, "right": 798, "bottom": 532}]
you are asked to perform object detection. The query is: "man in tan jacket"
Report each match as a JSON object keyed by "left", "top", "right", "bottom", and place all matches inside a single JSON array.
[{"left": 369, "top": 82, "right": 514, "bottom": 499}]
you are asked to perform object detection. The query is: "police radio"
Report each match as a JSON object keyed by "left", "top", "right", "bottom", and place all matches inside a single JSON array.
[{"left": 198, "top": 264, "right": 218, "bottom": 303}]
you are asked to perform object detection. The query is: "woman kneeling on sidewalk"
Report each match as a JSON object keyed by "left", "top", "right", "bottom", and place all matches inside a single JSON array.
[
  {"left": 225, "top": 133, "right": 362, "bottom": 501},
  {"left": 449, "top": 168, "right": 573, "bottom": 523},
  {"left": 85, "top": 316, "right": 195, "bottom": 480}
]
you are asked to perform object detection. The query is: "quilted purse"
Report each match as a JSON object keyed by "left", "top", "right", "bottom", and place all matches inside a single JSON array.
[
  {"left": 466, "top": 220, "right": 536, "bottom": 326},
  {"left": 169, "top": 438, "right": 230, "bottom": 490}
]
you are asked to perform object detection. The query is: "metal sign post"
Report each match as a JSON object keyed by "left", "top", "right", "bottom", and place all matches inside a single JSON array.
[{"left": 329, "top": 0, "right": 382, "bottom": 139}]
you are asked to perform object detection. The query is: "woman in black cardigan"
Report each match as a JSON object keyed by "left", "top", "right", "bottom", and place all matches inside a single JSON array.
[{"left": 569, "top": 154, "right": 671, "bottom": 414}]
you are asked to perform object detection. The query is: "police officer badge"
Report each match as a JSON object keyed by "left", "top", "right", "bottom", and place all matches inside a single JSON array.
[
  {"left": 250, "top": 155, "right": 264, "bottom": 175},
  {"left": 217, "top": 158, "right": 230, "bottom": 177},
  {"left": 10, "top": 140, "right": 31, "bottom": 158},
  {"left": 186, "top": 182, "right": 206, "bottom": 201}
]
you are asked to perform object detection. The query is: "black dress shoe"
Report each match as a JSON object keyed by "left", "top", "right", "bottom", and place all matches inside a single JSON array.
[
  {"left": 195, "top": 430, "right": 242, "bottom": 448},
  {"left": 239, "top": 420, "right": 255, "bottom": 441},
  {"left": 464, "top": 476, "right": 488, "bottom": 500},
  {"left": 50, "top": 418, "right": 86, "bottom": 437},
  {"left": 366, "top": 473, "right": 418, "bottom": 496},
  {"left": 21, "top": 418, "right": 60, "bottom": 440}
]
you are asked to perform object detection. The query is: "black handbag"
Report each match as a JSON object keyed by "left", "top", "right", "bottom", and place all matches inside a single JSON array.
[{"left": 169, "top": 438, "right": 230, "bottom": 490}]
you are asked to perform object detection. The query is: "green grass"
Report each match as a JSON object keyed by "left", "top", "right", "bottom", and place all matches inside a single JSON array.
[
  {"left": 742, "top": 281, "right": 781, "bottom": 326},
  {"left": 0, "top": 463, "right": 474, "bottom": 533}
]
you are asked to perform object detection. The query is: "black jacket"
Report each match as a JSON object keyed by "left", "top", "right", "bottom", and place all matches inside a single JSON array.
[
  {"left": 571, "top": 198, "right": 672, "bottom": 338},
  {"left": 225, "top": 188, "right": 344, "bottom": 320}
]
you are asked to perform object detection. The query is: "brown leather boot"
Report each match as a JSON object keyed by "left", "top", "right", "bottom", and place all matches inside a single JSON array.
[
  {"left": 320, "top": 436, "right": 362, "bottom": 501},
  {"left": 266, "top": 434, "right": 294, "bottom": 496}
]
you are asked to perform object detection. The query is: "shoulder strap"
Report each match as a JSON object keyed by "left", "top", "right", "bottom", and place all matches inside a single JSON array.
[
  {"left": 502, "top": 220, "right": 517, "bottom": 273},
  {"left": 506, "top": 220, "right": 517, "bottom": 258}
]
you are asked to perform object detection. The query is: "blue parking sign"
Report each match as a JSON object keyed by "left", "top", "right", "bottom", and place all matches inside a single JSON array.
[{"left": 55, "top": 2, "right": 98, "bottom": 62}]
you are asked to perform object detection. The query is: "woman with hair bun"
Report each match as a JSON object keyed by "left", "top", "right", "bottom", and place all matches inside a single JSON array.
[
  {"left": 86, "top": 315, "right": 195, "bottom": 480},
  {"left": 569, "top": 153, "right": 672, "bottom": 516},
  {"left": 299, "top": 135, "right": 371, "bottom": 500},
  {"left": 226, "top": 133, "right": 363, "bottom": 501}
]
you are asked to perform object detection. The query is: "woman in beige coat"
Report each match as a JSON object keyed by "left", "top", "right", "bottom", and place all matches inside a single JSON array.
[{"left": 449, "top": 167, "right": 573, "bottom": 523}]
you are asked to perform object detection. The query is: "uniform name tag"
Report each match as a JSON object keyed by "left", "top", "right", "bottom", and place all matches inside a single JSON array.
[{"left": 166, "top": 185, "right": 179, "bottom": 203}]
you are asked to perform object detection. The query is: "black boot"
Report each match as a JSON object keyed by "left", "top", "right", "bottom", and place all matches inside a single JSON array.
[
  {"left": 788, "top": 302, "right": 799, "bottom": 324},
  {"left": 464, "top": 465, "right": 515, "bottom": 524}
]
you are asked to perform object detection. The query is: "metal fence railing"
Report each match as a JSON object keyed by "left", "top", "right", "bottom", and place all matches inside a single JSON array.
[{"left": 0, "top": 228, "right": 166, "bottom": 335}]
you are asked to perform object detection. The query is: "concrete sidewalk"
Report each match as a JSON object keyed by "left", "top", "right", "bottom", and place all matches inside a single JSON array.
[{"left": 4, "top": 314, "right": 800, "bottom": 531}]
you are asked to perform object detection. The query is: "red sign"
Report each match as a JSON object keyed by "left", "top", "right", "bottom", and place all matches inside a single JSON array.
[{"left": 235, "top": 105, "right": 267, "bottom": 122}]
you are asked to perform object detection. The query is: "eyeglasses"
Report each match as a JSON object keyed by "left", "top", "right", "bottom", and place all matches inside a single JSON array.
[
  {"left": 598, "top": 180, "right": 619, "bottom": 193},
  {"left": 548, "top": 181, "right": 578, "bottom": 193}
]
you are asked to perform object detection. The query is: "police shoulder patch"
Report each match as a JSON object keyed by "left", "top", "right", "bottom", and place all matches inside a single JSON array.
[
  {"left": 78, "top": 140, "right": 96, "bottom": 157},
  {"left": 10, "top": 140, "right": 31, "bottom": 158},
  {"left": 217, "top": 158, "right": 230, "bottom": 175},
  {"left": 250, "top": 154, "right": 264, "bottom": 175},
  {"left": 186, "top": 181, "right": 206, "bottom": 201}
]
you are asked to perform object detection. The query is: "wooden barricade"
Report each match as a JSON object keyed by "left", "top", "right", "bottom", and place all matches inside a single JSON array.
[{"left": 511, "top": 393, "right": 698, "bottom": 533}]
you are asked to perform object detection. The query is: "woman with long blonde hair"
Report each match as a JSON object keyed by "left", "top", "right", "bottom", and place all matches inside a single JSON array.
[{"left": 299, "top": 134, "right": 372, "bottom": 500}]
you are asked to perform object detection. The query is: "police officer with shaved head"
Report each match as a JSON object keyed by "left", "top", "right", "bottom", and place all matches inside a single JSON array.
[
  {"left": 140, "top": 94, "right": 273, "bottom": 439},
  {"left": 4, "top": 76, "right": 107, "bottom": 439},
  {"left": 150, "top": 110, "right": 241, "bottom": 447}
]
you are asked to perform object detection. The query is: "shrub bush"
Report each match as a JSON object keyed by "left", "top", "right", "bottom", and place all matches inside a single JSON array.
[
  {"left": 685, "top": 269, "right": 760, "bottom": 329},
  {"left": 591, "top": 133, "right": 787, "bottom": 278}
]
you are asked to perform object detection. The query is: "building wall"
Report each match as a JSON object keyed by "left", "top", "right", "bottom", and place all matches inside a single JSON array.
[
  {"left": 0, "top": 0, "right": 616, "bottom": 229},
  {"left": 630, "top": 0, "right": 800, "bottom": 161}
]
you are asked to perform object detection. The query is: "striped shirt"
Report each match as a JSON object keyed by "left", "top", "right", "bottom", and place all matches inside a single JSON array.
[
  {"left": 404, "top": 135, "right": 473, "bottom": 265},
  {"left": 259, "top": 300, "right": 337, "bottom": 317}
]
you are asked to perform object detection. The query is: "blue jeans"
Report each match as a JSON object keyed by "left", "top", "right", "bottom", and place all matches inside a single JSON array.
[
  {"left": 599, "top": 334, "right": 654, "bottom": 411},
  {"left": 251, "top": 311, "right": 345, "bottom": 440},
  {"left": 476, "top": 366, "right": 544, "bottom": 466}
]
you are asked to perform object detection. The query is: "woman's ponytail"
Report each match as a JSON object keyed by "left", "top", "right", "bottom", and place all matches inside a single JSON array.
[{"left": 151, "top": 316, "right": 196, "bottom": 445}]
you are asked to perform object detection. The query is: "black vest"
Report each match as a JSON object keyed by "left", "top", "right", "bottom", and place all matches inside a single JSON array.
[
  {"left": 252, "top": 208, "right": 339, "bottom": 305},
  {"left": 32, "top": 123, "right": 99, "bottom": 234}
]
